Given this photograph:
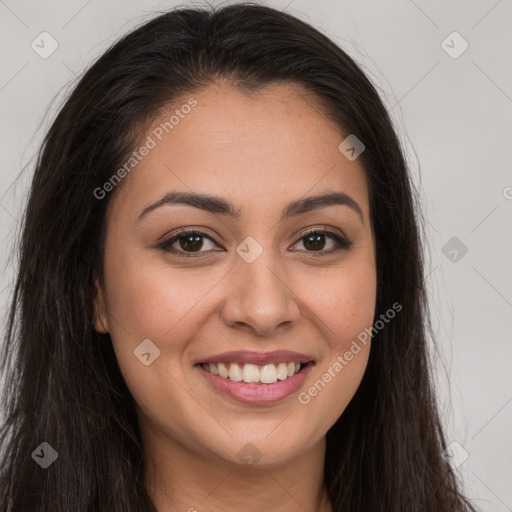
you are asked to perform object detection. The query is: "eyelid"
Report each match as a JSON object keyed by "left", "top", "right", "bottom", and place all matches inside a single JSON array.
[
  {"left": 299, "top": 226, "right": 349, "bottom": 242},
  {"left": 155, "top": 225, "right": 217, "bottom": 244}
]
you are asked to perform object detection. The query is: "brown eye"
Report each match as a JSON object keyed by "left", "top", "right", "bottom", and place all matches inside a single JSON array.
[
  {"left": 302, "top": 233, "right": 329, "bottom": 251},
  {"left": 177, "top": 234, "right": 204, "bottom": 252},
  {"left": 291, "top": 230, "right": 353, "bottom": 254},
  {"left": 159, "top": 230, "right": 220, "bottom": 257}
]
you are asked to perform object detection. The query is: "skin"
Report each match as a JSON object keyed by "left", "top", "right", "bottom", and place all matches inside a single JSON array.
[{"left": 94, "top": 80, "right": 377, "bottom": 512}]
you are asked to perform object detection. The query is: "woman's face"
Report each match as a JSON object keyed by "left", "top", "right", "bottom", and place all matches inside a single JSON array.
[{"left": 94, "top": 81, "right": 376, "bottom": 467}]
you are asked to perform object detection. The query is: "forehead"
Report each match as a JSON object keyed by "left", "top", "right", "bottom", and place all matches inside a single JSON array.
[{"left": 108, "top": 80, "right": 370, "bottom": 223}]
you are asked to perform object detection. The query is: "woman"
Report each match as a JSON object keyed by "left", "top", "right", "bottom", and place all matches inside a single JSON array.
[{"left": 0, "top": 3, "right": 478, "bottom": 511}]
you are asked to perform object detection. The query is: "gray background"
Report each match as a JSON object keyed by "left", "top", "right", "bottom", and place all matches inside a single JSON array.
[{"left": 1, "top": 0, "right": 511, "bottom": 510}]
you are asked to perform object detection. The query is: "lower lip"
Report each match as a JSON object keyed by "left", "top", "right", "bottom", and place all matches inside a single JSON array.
[{"left": 195, "top": 363, "right": 314, "bottom": 405}]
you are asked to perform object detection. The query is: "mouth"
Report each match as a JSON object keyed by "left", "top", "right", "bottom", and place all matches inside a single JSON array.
[{"left": 194, "top": 350, "right": 316, "bottom": 404}]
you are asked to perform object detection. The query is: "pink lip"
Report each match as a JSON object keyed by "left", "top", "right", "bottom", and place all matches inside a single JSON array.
[
  {"left": 195, "top": 350, "right": 315, "bottom": 366},
  {"left": 195, "top": 362, "right": 315, "bottom": 405}
]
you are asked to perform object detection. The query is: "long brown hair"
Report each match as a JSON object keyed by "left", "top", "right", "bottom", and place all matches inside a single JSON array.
[{"left": 0, "top": 3, "right": 478, "bottom": 510}]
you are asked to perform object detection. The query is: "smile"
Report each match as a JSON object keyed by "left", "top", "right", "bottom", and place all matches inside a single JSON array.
[
  {"left": 194, "top": 350, "right": 316, "bottom": 404},
  {"left": 201, "top": 361, "right": 302, "bottom": 384}
]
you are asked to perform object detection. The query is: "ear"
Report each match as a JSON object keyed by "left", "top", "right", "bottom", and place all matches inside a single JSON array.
[{"left": 93, "top": 277, "right": 109, "bottom": 333}]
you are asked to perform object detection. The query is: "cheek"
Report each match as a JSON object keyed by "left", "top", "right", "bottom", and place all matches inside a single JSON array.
[
  {"left": 101, "top": 253, "right": 217, "bottom": 434},
  {"left": 293, "top": 258, "right": 376, "bottom": 424},
  {"left": 300, "top": 258, "right": 377, "bottom": 349},
  {"left": 103, "top": 249, "right": 223, "bottom": 342}
]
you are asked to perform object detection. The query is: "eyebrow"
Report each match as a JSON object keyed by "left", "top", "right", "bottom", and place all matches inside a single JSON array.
[{"left": 138, "top": 190, "right": 364, "bottom": 224}]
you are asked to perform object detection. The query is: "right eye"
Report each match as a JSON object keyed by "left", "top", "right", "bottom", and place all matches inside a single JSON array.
[{"left": 158, "top": 230, "right": 222, "bottom": 257}]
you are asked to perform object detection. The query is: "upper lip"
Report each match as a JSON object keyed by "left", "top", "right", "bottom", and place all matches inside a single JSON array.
[{"left": 195, "top": 350, "right": 315, "bottom": 366}]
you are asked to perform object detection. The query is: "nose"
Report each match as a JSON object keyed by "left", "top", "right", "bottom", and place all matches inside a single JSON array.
[{"left": 221, "top": 251, "right": 301, "bottom": 337}]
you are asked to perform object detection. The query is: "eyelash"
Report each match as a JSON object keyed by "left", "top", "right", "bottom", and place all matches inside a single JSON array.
[{"left": 157, "top": 228, "right": 354, "bottom": 258}]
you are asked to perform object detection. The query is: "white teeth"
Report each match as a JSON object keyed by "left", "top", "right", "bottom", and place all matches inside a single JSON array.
[
  {"left": 276, "top": 362, "right": 288, "bottom": 380},
  {"left": 260, "top": 364, "right": 278, "bottom": 383},
  {"left": 228, "top": 362, "right": 243, "bottom": 381},
  {"left": 202, "top": 361, "right": 304, "bottom": 384},
  {"left": 218, "top": 362, "right": 229, "bottom": 378},
  {"left": 242, "top": 364, "right": 260, "bottom": 383}
]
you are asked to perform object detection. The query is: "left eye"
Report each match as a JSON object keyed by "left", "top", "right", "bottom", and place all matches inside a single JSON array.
[
  {"left": 158, "top": 229, "right": 352, "bottom": 257},
  {"left": 291, "top": 230, "right": 351, "bottom": 253}
]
